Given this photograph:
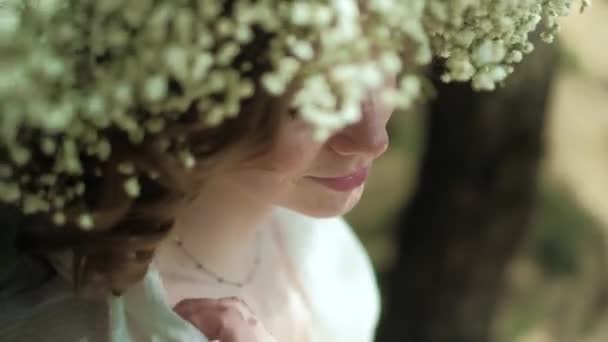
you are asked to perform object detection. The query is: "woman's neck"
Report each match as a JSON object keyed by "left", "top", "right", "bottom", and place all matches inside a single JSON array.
[{"left": 159, "top": 177, "right": 275, "bottom": 282}]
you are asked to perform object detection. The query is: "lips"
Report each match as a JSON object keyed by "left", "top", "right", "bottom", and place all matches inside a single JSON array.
[{"left": 309, "top": 167, "right": 370, "bottom": 192}]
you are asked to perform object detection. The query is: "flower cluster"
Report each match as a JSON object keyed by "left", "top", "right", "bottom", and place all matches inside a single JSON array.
[
  {"left": 426, "top": 0, "right": 591, "bottom": 90},
  {"left": 0, "top": 0, "right": 587, "bottom": 228}
]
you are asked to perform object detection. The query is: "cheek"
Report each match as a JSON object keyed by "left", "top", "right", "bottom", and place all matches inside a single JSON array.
[
  {"left": 262, "top": 124, "right": 322, "bottom": 178},
  {"left": 264, "top": 143, "right": 318, "bottom": 177}
]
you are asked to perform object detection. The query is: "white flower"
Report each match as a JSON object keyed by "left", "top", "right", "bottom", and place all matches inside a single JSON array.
[
  {"left": 0, "top": 0, "right": 586, "bottom": 227},
  {"left": 124, "top": 177, "right": 141, "bottom": 198}
]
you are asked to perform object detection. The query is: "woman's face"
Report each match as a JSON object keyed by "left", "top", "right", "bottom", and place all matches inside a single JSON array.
[{"left": 214, "top": 84, "right": 395, "bottom": 218}]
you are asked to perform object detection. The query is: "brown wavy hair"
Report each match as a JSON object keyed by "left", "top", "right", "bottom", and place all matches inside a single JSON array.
[
  {"left": 16, "top": 84, "right": 289, "bottom": 297},
  {"left": 15, "top": 14, "right": 289, "bottom": 296},
  {"left": 16, "top": 86, "right": 287, "bottom": 297}
]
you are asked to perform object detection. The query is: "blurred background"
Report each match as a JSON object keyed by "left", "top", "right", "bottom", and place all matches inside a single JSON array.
[{"left": 346, "top": 4, "right": 608, "bottom": 342}]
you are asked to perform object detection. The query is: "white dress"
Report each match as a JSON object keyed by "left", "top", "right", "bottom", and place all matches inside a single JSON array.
[{"left": 0, "top": 209, "right": 381, "bottom": 341}]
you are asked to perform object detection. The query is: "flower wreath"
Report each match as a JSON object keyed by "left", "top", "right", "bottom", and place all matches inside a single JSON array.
[{"left": 0, "top": 0, "right": 589, "bottom": 228}]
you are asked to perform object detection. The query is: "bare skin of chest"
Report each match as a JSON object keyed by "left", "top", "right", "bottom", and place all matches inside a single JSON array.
[{"left": 158, "top": 231, "right": 313, "bottom": 341}]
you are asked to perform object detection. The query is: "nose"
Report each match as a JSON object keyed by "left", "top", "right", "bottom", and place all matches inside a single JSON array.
[{"left": 326, "top": 96, "right": 389, "bottom": 159}]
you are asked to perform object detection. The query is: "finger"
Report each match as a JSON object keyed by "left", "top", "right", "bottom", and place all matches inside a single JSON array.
[
  {"left": 173, "top": 298, "right": 251, "bottom": 340},
  {"left": 218, "top": 296, "right": 257, "bottom": 317},
  {"left": 173, "top": 298, "right": 220, "bottom": 316},
  {"left": 173, "top": 299, "right": 225, "bottom": 338}
]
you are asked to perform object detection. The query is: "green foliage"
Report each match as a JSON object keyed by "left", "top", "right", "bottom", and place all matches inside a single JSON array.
[
  {"left": 557, "top": 41, "right": 585, "bottom": 74},
  {"left": 494, "top": 179, "right": 607, "bottom": 342},
  {"left": 526, "top": 181, "right": 600, "bottom": 278}
]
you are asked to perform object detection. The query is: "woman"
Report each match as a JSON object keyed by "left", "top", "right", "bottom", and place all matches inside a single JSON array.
[
  {"left": 1, "top": 1, "right": 398, "bottom": 339},
  {"left": 1, "top": 85, "right": 391, "bottom": 342},
  {"left": 0, "top": 0, "right": 578, "bottom": 341}
]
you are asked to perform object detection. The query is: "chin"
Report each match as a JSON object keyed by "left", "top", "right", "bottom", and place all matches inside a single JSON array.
[{"left": 283, "top": 184, "right": 366, "bottom": 218}]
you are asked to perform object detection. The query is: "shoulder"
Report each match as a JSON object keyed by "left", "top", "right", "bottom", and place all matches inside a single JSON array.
[
  {"left": 274, "top": 208, "right": 381, "bottom": 341},
  {"left": 273, "top": 208, "right": 374, "bottom": 267},
  {"left": 0, "top": 258, "right": 107, "bottom": 341}
]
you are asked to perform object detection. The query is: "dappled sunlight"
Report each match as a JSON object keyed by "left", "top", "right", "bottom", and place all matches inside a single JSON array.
[{"left": 547, "top": 0, "right": 608, "bottom": 226}]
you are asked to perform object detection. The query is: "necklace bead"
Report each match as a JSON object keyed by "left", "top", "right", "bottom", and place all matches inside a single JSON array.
[{"left": 173, "top": 233, "right": 262, "bottom": 288}]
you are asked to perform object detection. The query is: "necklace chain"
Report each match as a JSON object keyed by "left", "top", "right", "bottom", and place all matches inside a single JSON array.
[{"left": 173, "top": 233, "right": 262, "bottom": 288}]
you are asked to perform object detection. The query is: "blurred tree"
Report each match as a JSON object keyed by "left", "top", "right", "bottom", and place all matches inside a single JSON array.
[
  {"left": 0, "top": 204, "right": 24, "bottom": 293},
  {"left": 376, "top": 38, "right": 560, "bottom": 342}
]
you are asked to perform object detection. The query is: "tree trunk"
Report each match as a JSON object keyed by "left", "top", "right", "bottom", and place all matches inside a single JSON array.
[{"left": 376, "top": 40, "right": 559, "bottom": 342}]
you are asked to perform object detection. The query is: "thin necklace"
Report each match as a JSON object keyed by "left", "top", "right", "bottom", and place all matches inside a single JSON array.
[{"left": 172, "top": 233, "right": 263, "bottom": 288}]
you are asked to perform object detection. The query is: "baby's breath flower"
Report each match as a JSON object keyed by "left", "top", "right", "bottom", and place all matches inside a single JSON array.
[
  {"left": 118, "top": 162, "right": 136, "bottom": 175},
  {"left": 124, "top": 177, "right": 141, "bottom": 198},
  {"left": 425, "top": 0, "right": 584, "bottom": 90},
  {"left": 23, "top": 194, "right": 50, "bottom": 214},
  {"left": 78, "top": 214, "right": 94, "bottom": 231},
  {"left": 0, "top": 181, "right": 20, "bottom": 203},
  {"left": 52, "top": 211, "right": 66, "bottom": 226},
  {"left": 179, "top": 150, "right": 196, "bottom": 170},
  {"left": 0, "top": 0, "right": 586, "bottom": 228}
]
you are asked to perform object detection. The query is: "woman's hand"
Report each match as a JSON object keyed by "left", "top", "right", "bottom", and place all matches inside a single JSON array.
[{"left": 173, "top": 296, "right": 277, "bottom": 342}]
